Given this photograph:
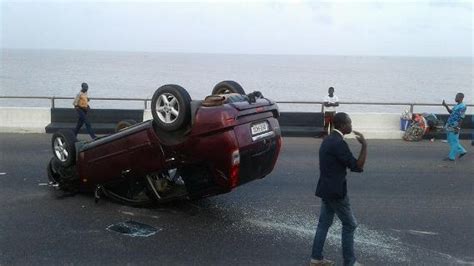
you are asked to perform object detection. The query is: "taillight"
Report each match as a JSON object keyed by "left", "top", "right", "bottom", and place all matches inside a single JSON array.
[{"left": 229, "top": 150, "right": 240, "bottom": 188}]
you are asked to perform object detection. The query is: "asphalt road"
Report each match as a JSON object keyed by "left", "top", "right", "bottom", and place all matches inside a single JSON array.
[{"left": 0, "top": 133, "right": 473, "bottom": 265}]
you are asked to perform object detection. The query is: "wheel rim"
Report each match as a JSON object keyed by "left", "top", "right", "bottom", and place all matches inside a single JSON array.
[
  {"left": 156, "top": 93, "right": 179, "bottom": 124},
  {"left": 53, "top": 137, "right": 69, "bottom": 162}
]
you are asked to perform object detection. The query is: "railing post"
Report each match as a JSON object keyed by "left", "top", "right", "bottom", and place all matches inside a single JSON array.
[
  {"left": 409, "top": 104, "right": 414, "bottom": 114},
  {"left": 144, "top": 100, "right": 147, "bottom": 109},
  {"left": 320, "top": 103, "right": 324, "bottom": 113},
  {"left": 51, "top": 97, "right": 55, "bottom": 109}
]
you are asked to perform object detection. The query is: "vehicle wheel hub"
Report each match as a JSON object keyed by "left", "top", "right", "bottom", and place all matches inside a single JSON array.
[
  {"left": 156, "top": 93, "right": 180, "bottom": 124},
  {"left": 53, "top": 137, "right": 69, "bottom": 162}
]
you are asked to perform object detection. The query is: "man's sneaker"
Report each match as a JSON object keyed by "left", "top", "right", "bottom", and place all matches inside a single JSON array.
[
  {"left": 310, "top": 258, "right": 335, "bottom": 266},
  {"left": 459, "top": 152, "right": 467, "bottom": 159}
]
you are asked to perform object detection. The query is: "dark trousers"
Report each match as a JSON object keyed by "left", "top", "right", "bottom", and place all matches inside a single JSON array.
[
  {"left": 74, "top": 108, "right": 96, "bottom": 139},
  {"left": 311, "top": 196, "right": 357, "bottom": 266}
]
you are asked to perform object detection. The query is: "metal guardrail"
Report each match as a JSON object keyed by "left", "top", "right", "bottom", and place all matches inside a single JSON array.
[
  {"left": 0, "top": 96, "right": 472, "bottom": 113},
  {"left": 275, "top": 101, "right": 474, "bottom": 113},
  {"left": 0, "top": 96, "right": 151, "bottom": 109}
]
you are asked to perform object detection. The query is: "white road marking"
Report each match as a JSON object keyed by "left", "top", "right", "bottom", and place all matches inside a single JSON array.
[
  {"left": 402, "top": 242, "right": 474, "bottom": 265},
  {"left": 0, "top": 172, "right": 6, "bottom": 175},
  {"left": 38, "top": 183, "right": 49, "bottom": 186},
  {"left": 392, "top": 229, "right": 439, "bottom": 236},
  {"left": 120, "top": 211, "right": 136, "bottom": 216}
]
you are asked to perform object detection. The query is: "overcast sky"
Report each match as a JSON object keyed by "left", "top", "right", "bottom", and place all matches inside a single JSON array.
[{"left": 1, "top": 0, "right": 473, "bottom": 56}]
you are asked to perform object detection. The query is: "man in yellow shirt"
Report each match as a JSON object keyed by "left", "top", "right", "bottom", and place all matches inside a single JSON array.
[{"left": 73, "top": 82, "right": 96, "bottom": 139}]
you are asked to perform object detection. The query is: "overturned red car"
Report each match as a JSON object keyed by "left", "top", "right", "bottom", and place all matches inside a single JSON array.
[{"left": 48, "top": 81, "right": 282, "bottom": 205}]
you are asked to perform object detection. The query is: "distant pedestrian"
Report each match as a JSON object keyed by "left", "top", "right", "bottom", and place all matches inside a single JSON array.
[
  {"left": 322, "top": 87, "right": 339, "bottom": 136},
  {"left": 310, "top": 112, "right": 367, "bottom": 266},
  {"left": 73, "top": 82, "right": 96, "bottom": 139},
  {"left": 442, "top": 93, "right": 467, "bottom": 161}
]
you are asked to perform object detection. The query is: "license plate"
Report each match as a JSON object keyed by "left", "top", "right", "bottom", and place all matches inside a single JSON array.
[{"left": 251, "top": 121, "right": 269, "bottom": 136}]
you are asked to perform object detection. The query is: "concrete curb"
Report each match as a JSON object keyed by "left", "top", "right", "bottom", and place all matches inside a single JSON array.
[
  {"left": 0, "top": 107, "right": 50, "bottom": 133},
  {"left": 1, "top": 107, "right": 471, "bottom": 140}
]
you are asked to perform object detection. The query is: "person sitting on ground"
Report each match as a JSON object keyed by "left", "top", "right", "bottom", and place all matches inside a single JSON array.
[{"left": 402, "top": 113, "right": 442, "bottom": 142}]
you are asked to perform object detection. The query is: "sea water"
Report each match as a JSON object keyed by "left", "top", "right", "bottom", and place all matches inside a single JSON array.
[{"left": 1, "top": 49, "right": 472, "bottom": 113}]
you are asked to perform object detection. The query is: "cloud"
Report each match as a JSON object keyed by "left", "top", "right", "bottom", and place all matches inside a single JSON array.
[
  {"left": 1, "top": 0, "right": 472, "bottom": 56},
  {"left": 429, "top": 0, "right": 473, "bottom": 11}
]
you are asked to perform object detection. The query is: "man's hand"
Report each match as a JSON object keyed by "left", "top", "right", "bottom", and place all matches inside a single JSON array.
[
  {"left": 442, "top": 100, "right": 452, "bottom": 113},
  {"left": 353, "top": 130, "right": 367, "bottom": 170},
  {"left": 353, "top": 131, "right": 367, "bottom": 146}
]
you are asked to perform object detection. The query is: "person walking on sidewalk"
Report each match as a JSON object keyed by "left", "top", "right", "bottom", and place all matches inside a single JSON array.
[
  {"left": 442, "top": 93, "right": 467, "bottom": 161},
  {"left": 73, "top": 82, "right": 96, "bottom": 139},
  {"left": 310, "top": 112, "right": 367, "bottom": 266},
  {"left": 322, "top": 87, "right": 339, "bottom": 136}
]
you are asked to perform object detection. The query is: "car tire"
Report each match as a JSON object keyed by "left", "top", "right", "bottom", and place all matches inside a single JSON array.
[
  {"left": 47, "top": 157, "right": 62, "bottom": 184},
  {"left": 47, "top": 157, "right": 79, "bottom": 195},
  {"left": 212, "top": 80, "right": 246, "bottom": 95},
  {"left": 151, "top": 84, "right": 192, "bottom": 132},
  {"left": 47, "top": 157, "right": 66, "bottom": 198},
  {"left": 115, "top": 119, "right": 137, "bottom": 132},
  {"left": 51, "top": 129, "right": 77, "bottom": 167}
]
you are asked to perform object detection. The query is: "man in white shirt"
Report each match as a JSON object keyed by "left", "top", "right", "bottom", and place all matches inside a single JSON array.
[{"left": 323, "top": 87, "right": 339, "bottom": 135}]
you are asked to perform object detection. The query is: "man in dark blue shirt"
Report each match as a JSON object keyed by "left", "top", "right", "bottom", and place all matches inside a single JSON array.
[{"left": 310, "top": 112, "right": 367, "bottom": 266}]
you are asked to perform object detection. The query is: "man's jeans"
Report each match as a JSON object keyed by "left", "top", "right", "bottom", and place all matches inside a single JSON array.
[
  {"left": 311, "top": 196, "right": 357, "bottom": 266},
  {"left": 74, "top": 108, "right": 96, "bottom": 139},
  {"left": 447, "top": 131, "right": 466, "bottom": 160}
]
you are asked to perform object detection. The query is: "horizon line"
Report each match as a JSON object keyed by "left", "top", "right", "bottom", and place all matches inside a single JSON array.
[{"left": 2, "top": 47, "right": 473, "bottom": 59}]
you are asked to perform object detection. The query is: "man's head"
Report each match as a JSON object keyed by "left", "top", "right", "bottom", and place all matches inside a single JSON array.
[
  {"left": 328, "top": 87, "right": 334, "bottom": 96},
  {"left": 333, "top": 112, "right": 352, "bottom": 135},
  {"left": 455, "top": 92, "right": 464, "bottom": 103},
  {"left": 81, "top": 82, "right": 88, "bottom": 92}
]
